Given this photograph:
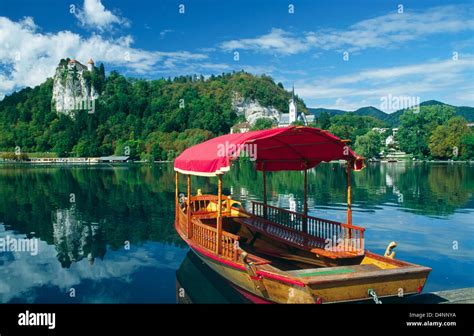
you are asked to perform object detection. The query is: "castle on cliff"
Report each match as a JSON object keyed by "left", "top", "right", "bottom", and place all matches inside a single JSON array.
[{"left": 51, "top": 58, "right": 98, "bottom": 118}]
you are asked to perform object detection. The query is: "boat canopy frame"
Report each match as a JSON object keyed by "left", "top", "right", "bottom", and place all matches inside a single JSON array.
[
  {"left": 174, "top": 126, "right": 364, "bottom": 176},
  {"left": 174, "top": 126, "right": 365, "bottom": 255}
]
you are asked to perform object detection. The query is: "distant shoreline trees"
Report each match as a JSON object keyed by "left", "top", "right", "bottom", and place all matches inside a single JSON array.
[{"left": 310, "top": 105, "right": 473, "bottom": 160}]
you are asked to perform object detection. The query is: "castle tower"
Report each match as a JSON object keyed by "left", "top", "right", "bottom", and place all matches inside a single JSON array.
[
  {"left": 87, "top": 58, "right": 94, "bottom": 72},
  {"left": 289, "top": 84, "right": 297, "bottom": 124}
]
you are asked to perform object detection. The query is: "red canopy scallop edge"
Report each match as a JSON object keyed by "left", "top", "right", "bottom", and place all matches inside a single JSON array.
[{"left": 174, "top": 126, "right": 365, "bottom": 176}]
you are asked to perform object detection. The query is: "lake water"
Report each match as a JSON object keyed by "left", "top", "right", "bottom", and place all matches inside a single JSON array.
[{"left": 0, "top": 162, "right": 472, "bottom": 303}]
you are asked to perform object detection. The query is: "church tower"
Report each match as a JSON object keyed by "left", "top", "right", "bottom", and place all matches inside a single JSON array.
[
  {"left": 289, "top": 85, "right": 297, "bottom": 124},
  {"left": 87, "top": 58, "right": 94, "bottom": 72}
]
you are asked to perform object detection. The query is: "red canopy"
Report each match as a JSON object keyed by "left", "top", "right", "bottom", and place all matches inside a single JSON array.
[{"left": 174, "top": 126, "right": 364, "bottom": 176}]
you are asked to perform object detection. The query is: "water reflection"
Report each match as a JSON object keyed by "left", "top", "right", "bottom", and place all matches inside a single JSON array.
[
  {"left": 223, "top": 161, "right": 474, "bottom": 218},
  {"left": 53, "top": 208, "right": 106, "bottom": 268},
  {"left": 176, "top": 251, "right": 249, "bottom": 304},
  {"left": 0, "top": 222, "right": 185, "bottom": 303},
  {"left": 0, "top": 165, "right": 185, "bottom": 256},
  {"left": 0, "top": 162, "right": 472, "bottom": 302}
]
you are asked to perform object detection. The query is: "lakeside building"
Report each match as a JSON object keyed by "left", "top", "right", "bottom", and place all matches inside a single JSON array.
[
  {"left": 382, "top": 149, "right": 413, "bottom": 162},
  {"left": 372, "top": 127, "right": 400, "bottom": 147},
  {"left": 230, "top": 122, "right": 251, "bottom": 134},
  {"left": 28, "top": 156, "right": 129, "bottom": 164}
]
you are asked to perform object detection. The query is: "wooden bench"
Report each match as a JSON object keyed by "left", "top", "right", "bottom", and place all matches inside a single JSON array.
[{"left": 235, "top": 216, "right": 362, "bottom": 260}]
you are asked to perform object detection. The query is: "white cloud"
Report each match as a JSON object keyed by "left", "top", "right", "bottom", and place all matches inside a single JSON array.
[
  {"left": 159, "top": 29, "right": 174, "bottom": 39},
  {"left": 0, "top": 225, "right": 186, "bottom": 303},
  {"left": 219, "top": 5, "right": 474, "bottom": 55},
  {"left": 220, "top": 28, "right": 311, "bottom": 55},
  {"left": 74, "top": 0, "right": 129, "bottom": 31},
  {"left": 315, "top": 5, "right": 474, "bottom": 52},
  {"left": 296, "top": 57, "right": 474, "bottom": 110},
  {"left": 0, "top": 16, "right": 208, "bottom": 98}
]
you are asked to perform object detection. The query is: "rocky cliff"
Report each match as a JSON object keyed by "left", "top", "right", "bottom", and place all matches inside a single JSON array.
[
  {"left": 231, "top": 92, "right": 281, "bottom": 125},
  {"left": 51, "top": 58, "right": 98, "bottom": 118}
]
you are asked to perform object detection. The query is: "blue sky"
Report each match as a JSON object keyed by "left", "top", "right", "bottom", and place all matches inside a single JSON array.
[{"left": 0, "top": 0, "right": 473, "bottom": 111}]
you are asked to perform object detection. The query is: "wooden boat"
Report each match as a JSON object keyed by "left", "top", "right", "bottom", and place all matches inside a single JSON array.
[{"left": 174, "top": 126, "right": 431, "bottom": 303}]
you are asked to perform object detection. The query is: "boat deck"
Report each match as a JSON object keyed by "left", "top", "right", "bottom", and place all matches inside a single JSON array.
[
  {"left": 234, "top": 216, "right": 362, "bottom": 260},
  {"left": 288, "top": 264, "right": 381, "bottom": 278},
  {"left": 181, "top": 195, "right": 367, "bottom": 267},
  {"left": 286, "top": 264, "right": 384, "bottom": 284}
]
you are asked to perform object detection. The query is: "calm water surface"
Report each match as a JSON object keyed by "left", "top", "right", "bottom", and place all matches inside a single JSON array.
[{"left": 0, "top": 162, "right": 472, "bottom": 303}]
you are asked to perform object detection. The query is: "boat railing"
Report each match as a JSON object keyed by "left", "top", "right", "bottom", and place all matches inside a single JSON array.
[
  {"left": 251, "top": 201, "right": 365, "bottom": 254},
  {"left": 192, "top": 219, "right": 218, "bottom": 252},
  {"left": 221, "top": 230, "right": 240, "bottom": 261},
  {"left": 177, "top": 205, "right": 189, "bottom": 237},
  {"left": 191, "top": 218, "right": 240, "bottom": 260}
]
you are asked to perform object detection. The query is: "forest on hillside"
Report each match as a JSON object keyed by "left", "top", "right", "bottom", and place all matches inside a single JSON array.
[{"left": 0, "top": 70, "right": 306, "bottom": 160}]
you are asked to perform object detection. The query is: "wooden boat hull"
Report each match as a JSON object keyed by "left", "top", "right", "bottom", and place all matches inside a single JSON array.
[
  {"left": 192, "top": 247, "right": 429, "bottom": 303},
  {"left": 176, "top": 251, "right": 253, "bottom": 303},
  {"left": 301, "top": 258, "right": 430, "bottom": 303},
  {"left": 189, "top": 245, "right": 315, "bottom": 303},
  {"left": 176, "top": 220, "right": 430, "bottom": 304}
]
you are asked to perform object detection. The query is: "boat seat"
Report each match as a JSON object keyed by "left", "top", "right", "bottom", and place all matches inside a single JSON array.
[
  {"left": 287, "top": 264, "right": 380, "bottom": 278},
  {"left": 192, "top": 211, "right": 231, "bottom": 219},
  {"left": 235, "top": 217, "right": 362, "bottom": 260}
]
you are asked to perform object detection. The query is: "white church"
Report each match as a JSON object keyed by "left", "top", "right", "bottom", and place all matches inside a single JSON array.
[
  {"left": 277, "top": 86, "right": 314, "bottom": 127},
  {"left": 230, "top": 85, "right": 315, "bottom": 134}
]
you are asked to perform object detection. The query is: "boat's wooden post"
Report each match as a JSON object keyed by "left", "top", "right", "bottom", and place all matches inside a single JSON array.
[
  {"left": 217, "top": 174, "right": 223, "bottom": 255},
  {"left": 175, "top": 171, "right": 179, "bottom": 223},
  {"left": 303, "top": 166, "right": 308, "bottom": 233},
  {"left": 187, "top": 174, "right": 192, "bottom": 239},
  {"left": 346, "top": 161, "right": 352, "bottom": 227},
  {"left": 263, "top": 166, "right": 267, "bottom": 219},
  {"left": 226, "top": 195, "right": 231, "bottom": 213}
]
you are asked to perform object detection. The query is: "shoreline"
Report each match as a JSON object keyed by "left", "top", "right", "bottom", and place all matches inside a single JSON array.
[
  {"left": 0, "top": 159, "right": 472, "bottom": 166},
  {"left": 0, "top": 160, "right": 173, "bottom": 165}
]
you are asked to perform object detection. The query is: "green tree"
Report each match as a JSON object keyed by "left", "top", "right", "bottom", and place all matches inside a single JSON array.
[
  {"left": 398, "top": 105, "right": 455, "bottom": 158},
  {"left": 291, "top": 120, "right": 305, "bottom": 126},
  {"left": 328, "top": 114, "right": 386, "bottom": 143},
  {"left": 460, "top": 133, "right": 474, "bottom": 160},
  {"left": 428, "top": 117, "right": 471, "bottom": 159},
  {"left": 316, "top": 112, "right": 331, "bottom": 129},
  {"left": 251, "top": 118, "right": 275, "bottom": 130},
  {"left": 354, "top": 130, "right": 382, "bottom": 158}
]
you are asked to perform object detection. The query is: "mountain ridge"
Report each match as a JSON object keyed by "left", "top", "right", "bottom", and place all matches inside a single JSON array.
[{"left": 309, "top": 100, "right": 474, "bottom": 126}]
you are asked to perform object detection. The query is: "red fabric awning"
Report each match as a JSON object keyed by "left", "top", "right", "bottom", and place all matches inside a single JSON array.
[{"left": 174, "top": 126, "right": 364, "bottom": 176}]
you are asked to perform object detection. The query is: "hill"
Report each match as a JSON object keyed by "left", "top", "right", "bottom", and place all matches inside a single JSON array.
[
  {"left": 309, "top": 100, "right": 474, "bottom": 126},
  {"left": 0, "top": 66, "right": 305, "bottom": 160},
  {"left": 308, "top": 107, "right": 346, "bottom": 117},
  {"left": 353, "top": 106, "right": 392, "bottom": 123}
]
